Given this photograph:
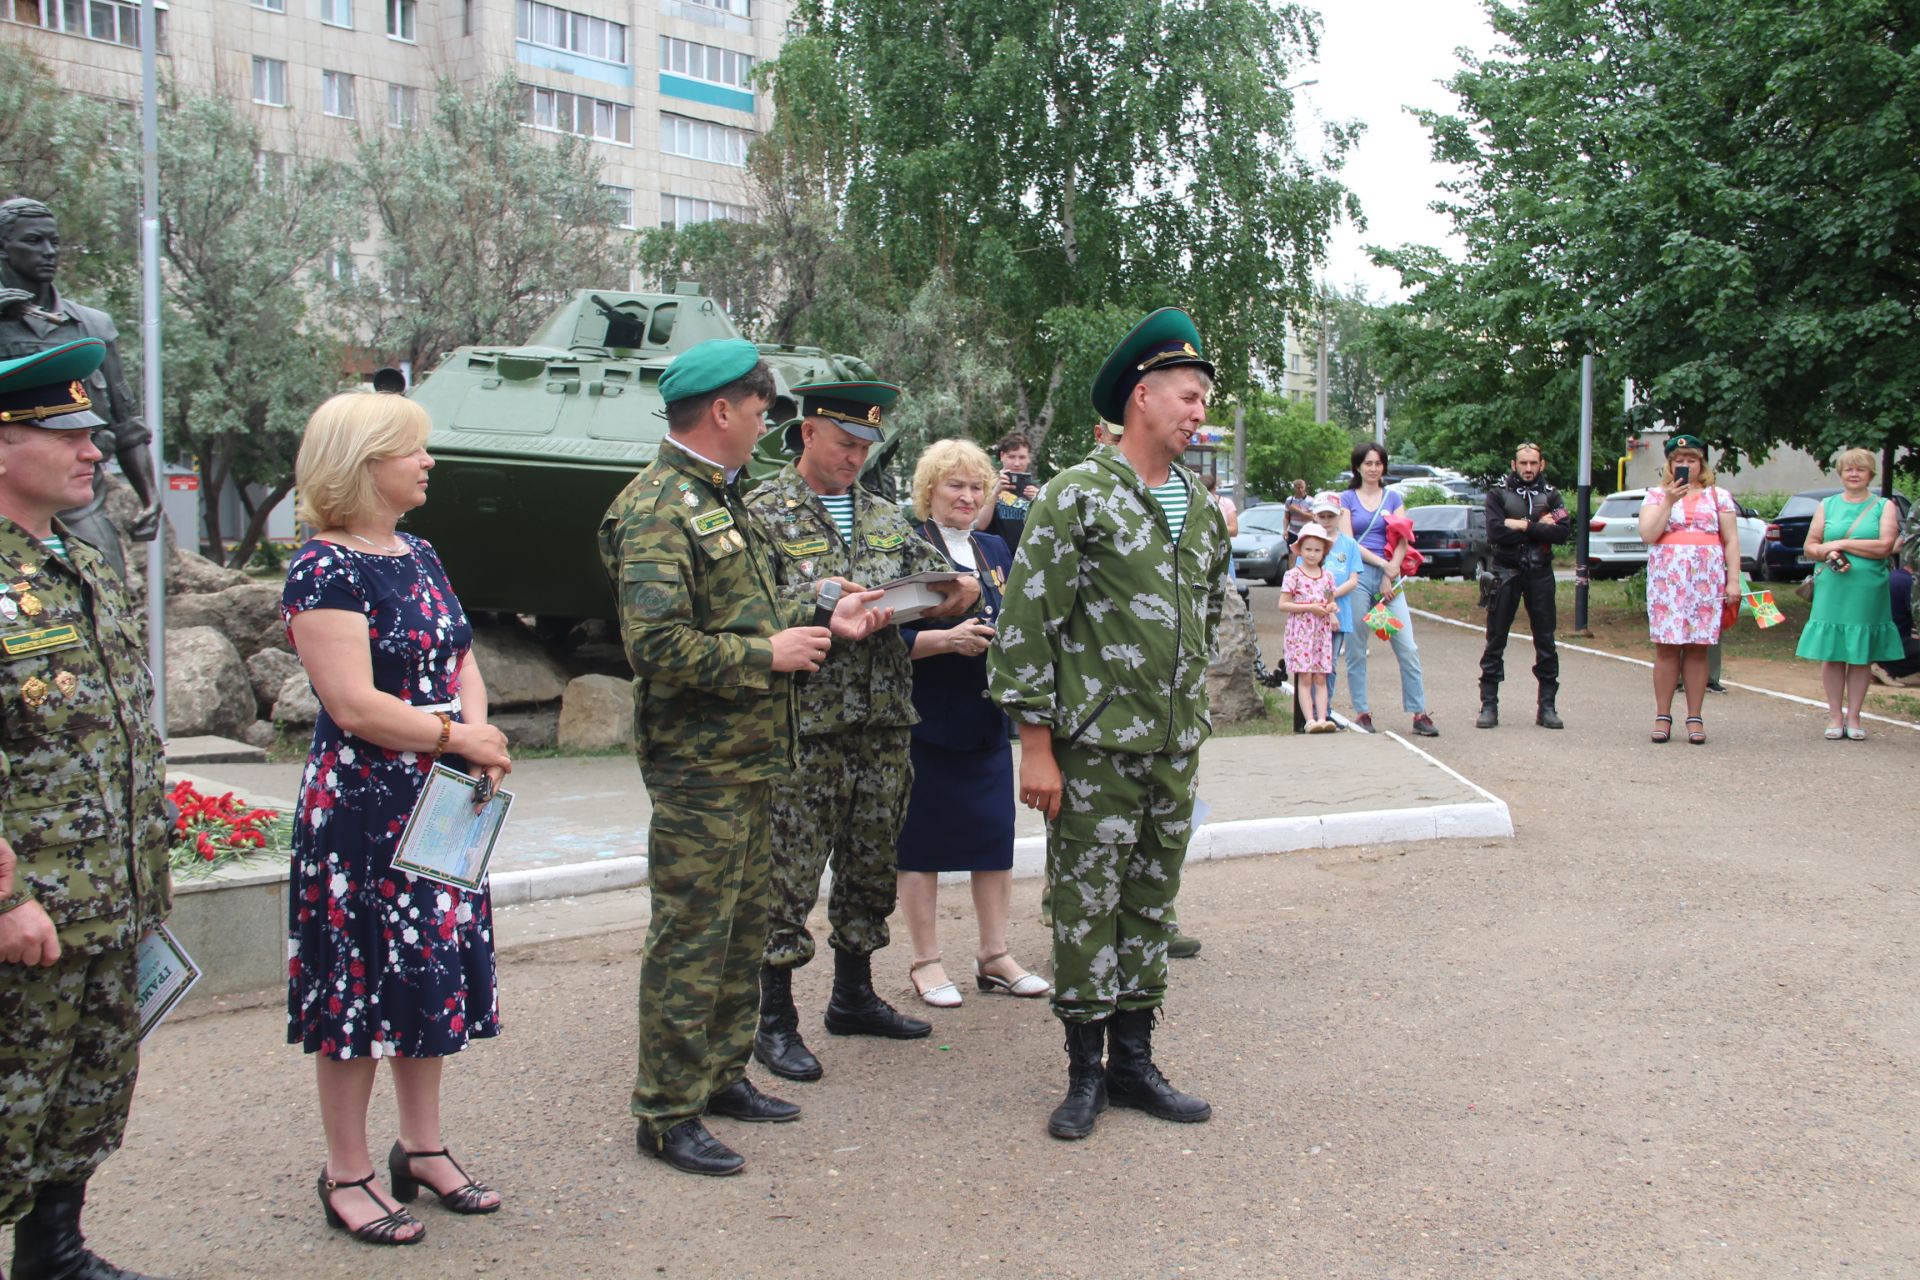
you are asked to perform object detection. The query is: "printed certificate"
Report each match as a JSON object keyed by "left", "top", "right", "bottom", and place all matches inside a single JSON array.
[
  {"left": 136, "top": 925, "right": 201, "bottom": 1043},
  {"left": 391, "top": 763, "right": 514, "bottom": 893}
]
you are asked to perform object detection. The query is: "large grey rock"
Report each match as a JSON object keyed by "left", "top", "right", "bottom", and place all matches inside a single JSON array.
[
  {"left": 470, "top": 621, "right": 569, "bottom": 709},
  {"left": 239, "top": 719, "right": 278, "bottom": 749},
  {"left": 491, "top": 706, "right": 559, "bottom": 750},
  {"left": 165, "top": 626, "right": 255, "bottom": 738},
  {"left": 1205, "top": 588, "right": 1266, "bottom": 724},
  {"left": 271, "top": 672, "right": 320, "bottom": 731},
  {"left": 168, "top": 582, "right": 290, "bottom": 658},
  {"left": 557, "top": 674, "right": 634, "bottom": 751},
  {"left": 245, "top": 648, "right": 304, "bottom": 715},
  {"left": 166, "top": 548, "right": 250, "bottom": 597}
]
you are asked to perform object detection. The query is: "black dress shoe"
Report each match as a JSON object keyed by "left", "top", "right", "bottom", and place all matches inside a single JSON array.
[
  {"left": 707, "top": 1079, "right": 801, "bottom": 1123},
  {"left": 637, "top": 1119, "right": 744, "bottom": 1177},
  {"left": 823, "top": 949, "right": 931, "bottom": 1039}
]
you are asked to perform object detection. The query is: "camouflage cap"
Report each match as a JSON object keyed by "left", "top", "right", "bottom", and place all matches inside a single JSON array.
[
  {"left": 0, "top": 337, "right": 107, "bottom": 431},
  {"left": 659, "top": 338, "right": 762, "bottom": 406}
]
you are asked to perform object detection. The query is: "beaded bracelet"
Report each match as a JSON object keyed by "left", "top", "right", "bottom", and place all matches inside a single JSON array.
[{"left": 432, "top": 712, "right": 453, "bottom": 757}]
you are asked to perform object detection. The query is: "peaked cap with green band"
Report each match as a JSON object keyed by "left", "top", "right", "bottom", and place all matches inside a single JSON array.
[
  {"left": 658, "top": 337, "right": 762, "bottom": 406},
  {"left": 0, "top": 337, "right": 107, "bottom": 430},
  {"left": 793, "top": 380, "right": 901, "bottom": 443},
  {"left": 1664, "top": 433, "right": 1707, "bottom": 457},
  {"left": 1090, "top": 307, "right": 1214, "bottom": 427}
]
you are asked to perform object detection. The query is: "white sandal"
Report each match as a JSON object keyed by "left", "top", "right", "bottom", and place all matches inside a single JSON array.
[
  {"left": 909, "top": 956, "right": 962, "bottom": 1008},
  {"left": 975, "top": 951, "right": 1052, "bottom": 998}
]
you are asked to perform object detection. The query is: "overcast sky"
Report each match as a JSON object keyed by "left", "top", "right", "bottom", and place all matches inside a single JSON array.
[{"left": 1292, "top": 0, "right": 1499, "bottom": 302}]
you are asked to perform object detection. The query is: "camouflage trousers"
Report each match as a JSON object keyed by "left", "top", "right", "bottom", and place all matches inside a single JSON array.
[
  {"left": 1045, "top": 743, "right": 1198, "bottom": 1024},
  {"left": 0, "top": 943, "right": 140, "bottom": 1225},
  {"left": 764, "top": 726, "right": 913, "bottom": 970},
  {"left": 632, "top": 779, "right": 771, "bottom": 1133}
]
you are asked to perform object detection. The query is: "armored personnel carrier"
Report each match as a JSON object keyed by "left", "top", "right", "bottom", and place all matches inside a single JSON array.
[{"left": 402, "top": 286, "right": 874, "bottom": 628}]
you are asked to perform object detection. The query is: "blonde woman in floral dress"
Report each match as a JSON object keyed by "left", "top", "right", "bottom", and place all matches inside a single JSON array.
[{"left": 1637, "top": 434, "right": 1742, "bottom": 744}]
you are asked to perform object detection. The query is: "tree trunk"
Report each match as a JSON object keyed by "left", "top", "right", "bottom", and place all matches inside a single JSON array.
[
  {"left": 227, "top": 478, "right": 294, "bottom": 571},
  {"left": 200, "top": 447, "right": 230, "bottom": 566}
]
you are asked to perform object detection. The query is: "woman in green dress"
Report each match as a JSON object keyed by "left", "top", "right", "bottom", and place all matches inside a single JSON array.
[{"left": 1794, "top": 447, "right": 1905, "bottom": 740}]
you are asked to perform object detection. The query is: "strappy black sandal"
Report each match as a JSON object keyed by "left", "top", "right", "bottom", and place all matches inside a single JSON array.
[
  {"left": 318, "top": 1168, "right": 424, "bottom": 1245},
  {"left": 1650, "top": 714, "right": 1673, "bottom": 743},
  {"left": 388, "top": 1142, "right": 501, "bottom": 1215},
  {"left": 1686, "top": 716, "right": 1706, "bottom": 745}
]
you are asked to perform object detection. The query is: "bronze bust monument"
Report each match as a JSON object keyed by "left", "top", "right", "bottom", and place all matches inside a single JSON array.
[{"left": 0, "top": 197, "right": 162, "bottom": 577}]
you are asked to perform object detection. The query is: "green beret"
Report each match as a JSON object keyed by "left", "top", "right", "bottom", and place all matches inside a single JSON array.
[
  {"left": 793, "top": 380, "right": 902, "bottom": 443},
  {"left": 0, "top": 337, "right": 107, "bottom": 430},
  {"left": 1090, "top": 307, "right": 1214, "bottom": 427},
  {"left": 659, "top": 338, "right": 762, "bottom": 406},
  {"left": 1664, "top": 433, "right": 1706, "bottom": 456}
]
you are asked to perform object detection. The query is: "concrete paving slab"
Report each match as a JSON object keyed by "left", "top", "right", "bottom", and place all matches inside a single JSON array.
[{"left": 163, "top": 735, "right": 267, "bottom": 765}]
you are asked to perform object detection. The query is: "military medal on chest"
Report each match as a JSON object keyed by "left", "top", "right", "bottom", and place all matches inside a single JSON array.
[
  {"left": 52, "top": 670, "right": 76, "bottom": 698},
  {"left": 18, "top": 591, "right": 42, "bottom": 618},
  {"left": 20, "top": 675, "right": 47, "bottom": 707}
]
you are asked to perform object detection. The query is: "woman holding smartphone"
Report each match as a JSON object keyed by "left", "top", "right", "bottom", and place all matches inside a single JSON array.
[{"left": 1637, "top": 434, "right": 1742, "bottom": 744}]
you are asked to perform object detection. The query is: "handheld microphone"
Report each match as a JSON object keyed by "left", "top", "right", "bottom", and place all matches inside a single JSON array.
[{"left": 798, "top": 579, "right": 843, "bottom": 685}]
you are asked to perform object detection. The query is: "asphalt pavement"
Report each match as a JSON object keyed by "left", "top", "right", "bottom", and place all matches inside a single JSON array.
[{"left": 57, "top": 611, "right": 1920, "bottom": 1278}]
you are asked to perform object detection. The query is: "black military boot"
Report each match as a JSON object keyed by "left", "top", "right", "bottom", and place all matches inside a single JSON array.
[
  {"left": 1475, "top": 684, "right": 1498, "bottom": 729},
  {"left": 752, "top": 965, "right": 823, "bottom": 1082},
  {"left": 1046, "top": 1019, "right": 1109, "bottom": 1140},
  {"left": 822, "top": 949, "right": 931, "bottom": 1039},
  {"left": 12, "top": 1181, "right": 160, "bottom": 1280},
  {"left": 1536, "top": 688, "right": 1564, "bottom": 729},
  {"left": 1105, "top": 1008, "right": 1212, "bottom": 1123}
]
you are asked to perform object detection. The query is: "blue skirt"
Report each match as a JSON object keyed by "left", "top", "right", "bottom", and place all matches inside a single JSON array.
[{"left": 894, "top": 738, "right": 1015, "bottom": 873}]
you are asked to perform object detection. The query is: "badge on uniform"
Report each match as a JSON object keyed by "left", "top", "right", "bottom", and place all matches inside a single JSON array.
[
  {"left": 866, "top": 532, "right": 907, "bottom": 551},
  {"left": 19, "top": 593, "right": 42, "bottom": 617},
  {"left": 0, "top": 596, "right": 17, "bottom": 620},
  {"left": 782, "top": 537, "right": 830, "bottom": 558},
  {"left": 692, "top": 508, "right": 735, "bottom": 536},
  {"left": 1, "top": 624, "right": 79, "bottom": 657},
  {"left": 52, "top": 670, "right": 76, "bottom": 697},
  {"left": 683, "top": 490, "right": 701, "bottom": 508},
  {"left": 20, "top": 675, "right": 47, "bottom": 707}
]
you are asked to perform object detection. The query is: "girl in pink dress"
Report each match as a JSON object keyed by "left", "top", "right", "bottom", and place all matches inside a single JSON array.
[
  {"left": 1280, "top": 526, "right": 1355, "bottom": 731},
  {"left": 1637, "top": 434, "right": 1742, "bottom": 743}
]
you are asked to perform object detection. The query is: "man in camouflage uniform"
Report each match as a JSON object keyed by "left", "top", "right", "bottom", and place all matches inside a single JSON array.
[
  {"left": 987, "top": 308, "right": 1230, "bottom": 1141},
  {"left": 745, "top": 382, "right": 979, "bottom": 1083},
  {"left": 0, "top": 339, "right": 170, "bottom": 1279},
  {"left": 600, "top": 340, "right": 892, "bottom": 1177},
  {"left": 0, "top": 199, "right": 163, "bottom": 579}
]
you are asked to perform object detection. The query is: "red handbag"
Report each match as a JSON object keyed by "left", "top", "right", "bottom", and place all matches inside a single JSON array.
[{"left": 1720, "top": 596, "right": 1741, "bottom": 631}]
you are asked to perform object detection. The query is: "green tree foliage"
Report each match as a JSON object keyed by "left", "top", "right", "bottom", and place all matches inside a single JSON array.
[
  {"left": 157, "top": 90, "right": 363, "bottom": 565},
  {"left": 0, "top": 45, "right": 139, "bottom": 334},
  {"left": 648, "top": 0, "right": 1357, "bottom": 468},
  {"left": 1375, "top": 0, "right": 1920, "bottom": 480},
  {"left": 351, "top": 76, "right": 631, "bottom": 374},
  {"left": 1241, "top": 392, "right": 1352, "bottom": 499}
]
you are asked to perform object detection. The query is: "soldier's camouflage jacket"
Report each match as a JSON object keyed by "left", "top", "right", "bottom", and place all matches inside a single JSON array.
[
  {"left": 599, "top": 442, "right": 812, "bottom": 789},
  {"left": 987, "top": 445, "right": 1230, "bottom": 755},
  {"left": 745, "top": 465, "right": 947, "bottom": 737},
  {"left": 0, "top": 517, "right": 169, "bottom": 952}
]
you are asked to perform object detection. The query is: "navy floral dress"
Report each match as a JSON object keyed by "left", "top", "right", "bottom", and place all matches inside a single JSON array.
[{"left": 280, "top": 535, "right": 500, "bottom": 1060}]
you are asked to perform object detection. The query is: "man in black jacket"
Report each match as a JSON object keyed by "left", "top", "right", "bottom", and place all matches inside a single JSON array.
[{"left": 1478, "top": 443, "right": 1571, "bottom": 728}]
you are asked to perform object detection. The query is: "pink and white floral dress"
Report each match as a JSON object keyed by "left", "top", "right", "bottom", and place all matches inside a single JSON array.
[
  {"left": 1281, "top": 564, "right": 1336, "bottom": 673},
  {"left": 1645, "top": 486, "right": 1735, "bottom": 645}
]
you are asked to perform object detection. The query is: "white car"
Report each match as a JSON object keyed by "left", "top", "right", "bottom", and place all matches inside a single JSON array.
[{"left": 1586, "top": 489, "right": 1765, "bottom": 580}]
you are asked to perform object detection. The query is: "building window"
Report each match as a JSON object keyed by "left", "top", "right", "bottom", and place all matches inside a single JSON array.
[
  {"left": 520, "top": 84, "right": 633, "bottom": 145},
  {"left": 322, "top": 70, "right": 356, "bottom": 119},
  {"left": 252, "top": 57, "right": 289, "bottom": 107},
  {"left": 661, "top": 194, "right": 753, "bottom": 229},
  {"left": 387, "top": 83, "right": 419, "bottom": 129},
  {"left": 253, "top": 150, "right": 289, "bottom": 188},
  {"left": 386, "top": 0, "right": 414, "bottom": 40},
  {"left": 329, "top": 249, "right": 359, "bottom": 286},
  {"left": 675, "top": 0, "right": 747, "bottom": 15},
  {"left": 660, "top": 114, "right": 750, "bottom": 166},
  {"left": 663, "top": 0, "right": 749, "bottom": 31},
  {"left": 9, "top": 0, "right": 160, "bottom": 49},
  {"left": 659, "top": 36, "right": 753, "bottom": 89},
  {"left": 602, "top": 185, "right": 635, "bottom": 229},
  {"left": 516, "top": 0, "right": 627, "bottom": 63},
  {"left": 252, "top": 0, "right": 284, "bottom": 11},
  {"left": 320, "top": 0, "right": 351, "bottom": 27}
]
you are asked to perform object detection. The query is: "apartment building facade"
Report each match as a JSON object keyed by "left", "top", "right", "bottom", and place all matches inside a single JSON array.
[{"left": 5, "top": 0, "right": 788, "bottom": 250}]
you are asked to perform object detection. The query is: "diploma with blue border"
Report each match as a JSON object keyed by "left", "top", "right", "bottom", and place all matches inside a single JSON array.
[{"left": 391, "top": 763, "right": 515, "bottom": 893}]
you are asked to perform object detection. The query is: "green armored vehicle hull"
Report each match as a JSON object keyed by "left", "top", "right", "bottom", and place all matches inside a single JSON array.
[{"left": 402, "top": 286, "right": 873, "bottom": 627}]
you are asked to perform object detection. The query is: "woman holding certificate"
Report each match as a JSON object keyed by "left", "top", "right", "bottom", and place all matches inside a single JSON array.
[{"left": 281, "top": 391, "right": 512, "bottom": 1246}]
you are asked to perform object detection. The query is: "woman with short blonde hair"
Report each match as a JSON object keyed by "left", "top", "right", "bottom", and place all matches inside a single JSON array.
[
  {"left": 894, "top": 436, "right": 1048, "bottom": 1008},
  {"left": 282, "top": 390, "right": 513, "bottom": 1246},
  {"left": 1795, "top": 446, "right": 1903, "bottom": 739}
]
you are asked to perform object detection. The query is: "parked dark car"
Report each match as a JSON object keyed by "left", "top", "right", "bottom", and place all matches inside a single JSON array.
[
  {"left": 1759, "top": 488, "right": 1912, "bottom": 580},
  {"left": 1408, "top": 503, "right": 1489, "bottom": 579},
  {"left": 1231, "top": 504, "right": 1292, "bottom": 585}
]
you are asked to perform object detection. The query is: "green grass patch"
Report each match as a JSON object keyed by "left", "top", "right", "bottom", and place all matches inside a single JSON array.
[{"left": 1211, "top": 685, "right": 1295, "bottom": 737}]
